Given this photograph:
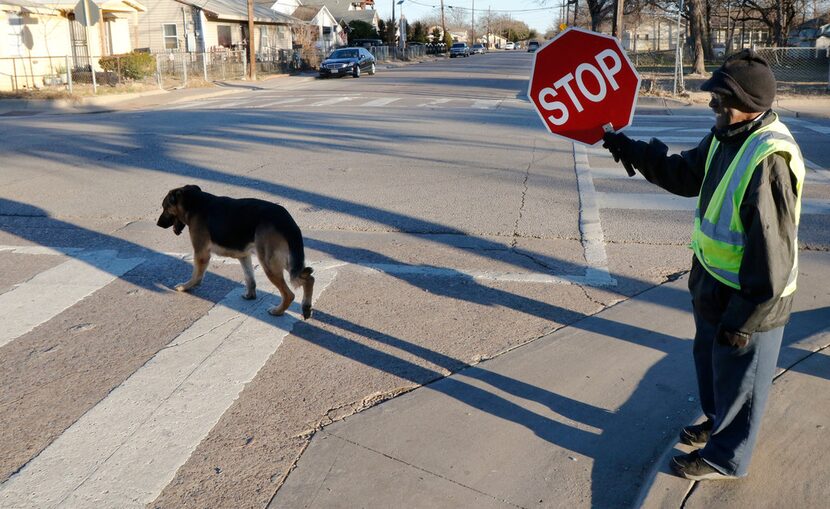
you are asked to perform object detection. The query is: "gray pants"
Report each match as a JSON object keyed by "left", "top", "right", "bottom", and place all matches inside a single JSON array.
[{"left": 692, "top": 311, "right": 784, "bottom": 477}]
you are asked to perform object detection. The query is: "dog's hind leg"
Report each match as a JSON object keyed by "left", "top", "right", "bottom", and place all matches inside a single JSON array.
[
  {"left": 239, "top": 255, "right": 256, "bottom": 300},
  {"left": 257, "top": 239, "right": 294, "bottom": 316},
  {"left": 263, "top": 264, "right": 294, "bottom": 316},
  {"left": 296, "top": 268, "right": 315, "bottom": 320}
]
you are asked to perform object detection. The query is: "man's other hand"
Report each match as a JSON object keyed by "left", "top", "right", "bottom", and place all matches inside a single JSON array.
[{"left": 717, "top": 326, "right": 752, "bottom": 348}]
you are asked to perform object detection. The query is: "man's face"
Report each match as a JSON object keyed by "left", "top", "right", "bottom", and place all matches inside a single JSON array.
[{"left": 709, "top": 92, "right": 738, "bottom": 129}]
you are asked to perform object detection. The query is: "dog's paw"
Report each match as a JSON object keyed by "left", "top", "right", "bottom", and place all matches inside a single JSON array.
[
  {"left": 302, "top": 305, "right": 313, "bottom": 320},
  {"left": 174, "top": 284, "right": 190, "bottom": 292},
  {"left": 242, "top": 291, "right": 257, "bottom": 300},
  {"left": 268, "top": 306, "right": 286, "bottom": 316}
]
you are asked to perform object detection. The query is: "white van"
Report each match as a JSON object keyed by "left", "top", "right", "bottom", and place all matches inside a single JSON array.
[{"left": 505, "top": 42, "right": 515, "bottom": 50}]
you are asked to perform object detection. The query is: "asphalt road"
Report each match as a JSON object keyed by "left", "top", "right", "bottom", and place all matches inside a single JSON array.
[{"left": 0, "top": 51, "right": 828, "bottom": 508}]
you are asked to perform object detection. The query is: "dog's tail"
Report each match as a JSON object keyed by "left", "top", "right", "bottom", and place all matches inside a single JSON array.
[{"left": 287, "top": 229, "right": 314, "bottom": 320}]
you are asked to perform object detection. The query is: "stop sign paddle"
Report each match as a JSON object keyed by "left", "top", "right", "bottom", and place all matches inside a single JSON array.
[{"left": 528, "top": 28, "right": 641, "bottom": 148}]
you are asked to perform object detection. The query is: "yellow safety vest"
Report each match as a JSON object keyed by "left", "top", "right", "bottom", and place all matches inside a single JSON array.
[{"left": 691, "top": 116, "right": 804, "bottom": 296}]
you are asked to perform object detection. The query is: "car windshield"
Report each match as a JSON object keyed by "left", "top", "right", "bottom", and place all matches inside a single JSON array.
[
  {"left": 473, "top": 44, "right": 483, "bottom": 48},
  {"left": 329, "top": 49, "right": 358, "bottom": 59},
  {"left": 452, "top": 43, "right": 465, "bottom": 48}
]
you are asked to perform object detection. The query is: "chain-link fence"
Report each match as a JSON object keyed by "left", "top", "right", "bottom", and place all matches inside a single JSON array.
[
  {"left": 630, "top": 46, "right": 830, "bottom": 94},
  {"left": 368, "top": 45, "right": 428, "bottom": 62}
]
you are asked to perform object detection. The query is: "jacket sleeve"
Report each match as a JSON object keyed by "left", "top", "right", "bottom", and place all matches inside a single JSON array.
[
  {"left": 721, "top": 152, "right": 799, "bottom": 334},
  {"left": 621, "top": 134, "right": 712, "bottom": 197}
]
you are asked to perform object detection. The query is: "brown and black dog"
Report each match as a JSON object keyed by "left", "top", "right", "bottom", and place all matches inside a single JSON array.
[{"left": 157, "top": 185, "right": 315, "bottom": 319}]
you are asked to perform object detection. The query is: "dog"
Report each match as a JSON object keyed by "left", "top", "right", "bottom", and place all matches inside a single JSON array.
[{"left": 156, "top": 185, "right": 315, "bottom": 319}]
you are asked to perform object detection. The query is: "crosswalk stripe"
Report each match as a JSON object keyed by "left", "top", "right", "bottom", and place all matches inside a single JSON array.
[
  {"left": 310, "top": 97, "right": 356, "bottom": 107},
  {"left": 361, "top": 98, "right": 401, "bottom": 107},
  {"left": 259, "top": 98, "right": 305, "bottom": 107},
  {"left": 471, "top": 100, "right": 500, "bottom": 109},
  {"left": 0, "top": 265, "right": 337, "bottom": 509},
  {"left": 627, "top": 127, "right": 711, "bottom": 134},
  {"left": 0, "top": 250, "right": 143, "bottom": 349},
  {"left": 418, "top": 98, "right": 452, "bottom": 107}
]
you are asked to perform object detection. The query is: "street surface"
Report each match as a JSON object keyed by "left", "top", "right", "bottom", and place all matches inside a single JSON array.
[{"left": 0, "top": 51, "right": 828, "bottom": 508}]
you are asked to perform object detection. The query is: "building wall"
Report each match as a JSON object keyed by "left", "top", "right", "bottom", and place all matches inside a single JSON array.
[
  {"left": 0, "top": 9, "right": 76, "bottom": 90},
  {"left": 132, "top": 0, "right": 192, "bottom": 53}
]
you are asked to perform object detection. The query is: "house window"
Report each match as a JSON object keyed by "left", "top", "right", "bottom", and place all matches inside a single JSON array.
[
  {"left": 7, "top": 15, "right": 25, "bottom": 56},
  {"left": 217, "top": 25, "right": 232, "bottom": 47},
  {"left": 163, "top": 23, "right": 178, "bottom": 50},
  {"left": 259, "top": 26, "right": 270, "bottom": 51}
]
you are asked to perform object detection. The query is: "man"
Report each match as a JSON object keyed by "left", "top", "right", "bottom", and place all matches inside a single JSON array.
[{"left": 602, "top": 49, "right": 805, "bottom": 480}]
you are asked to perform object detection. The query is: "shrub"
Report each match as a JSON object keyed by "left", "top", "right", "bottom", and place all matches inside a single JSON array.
[{"left": 99, "top": 51, "right": 156, "bottom": 80}]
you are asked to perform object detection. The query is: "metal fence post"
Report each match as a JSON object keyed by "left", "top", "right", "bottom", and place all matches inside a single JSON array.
[
  {"left": 242, "top": 50, "right": 247, "bottom": 80},
  {"left": 203, "top": 52, "right": 208, "bottom": 82},
  {"left": 156, "top": 54, "right": 163, "bottom": 89},
  {"left": 65, "top": 55, "right": 73, "bottom": 94},
  {"left": 182, "top": 53, "right": 188, "bottom": 87},
  {"left": 11, "top": 57, "right": 18, "bottom": 92},
  {"left": 91, "top": 54, "right": 97, "bottom": 94}
]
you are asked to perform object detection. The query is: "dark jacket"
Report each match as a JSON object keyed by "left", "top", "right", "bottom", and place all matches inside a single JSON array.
[{"left": 618, "top": 111, "right": 800, "bottom": 334}]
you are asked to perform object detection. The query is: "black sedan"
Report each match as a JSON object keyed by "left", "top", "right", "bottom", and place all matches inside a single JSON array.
[{"left": 319, "top": 48, "right": 376, "bottom": 78}]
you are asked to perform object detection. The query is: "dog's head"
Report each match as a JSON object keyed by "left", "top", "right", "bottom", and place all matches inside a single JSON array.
[{"left": 157, "top": 185, "right": 201, "bottom": 235}]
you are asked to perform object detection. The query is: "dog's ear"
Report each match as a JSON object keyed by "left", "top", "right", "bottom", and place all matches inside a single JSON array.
[{"left": 183, "top": 185, "right": 201, "bottom": 194}]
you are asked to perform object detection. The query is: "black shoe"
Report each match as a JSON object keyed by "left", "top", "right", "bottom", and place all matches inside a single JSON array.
[
  {"left": 671, "top": 451, "right": 738, "bottom": 481},
  {"left": 679, "top": 418, "right": 713, "bottom": 448}
]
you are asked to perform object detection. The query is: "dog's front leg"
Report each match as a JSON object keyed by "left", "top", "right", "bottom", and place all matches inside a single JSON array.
[
  {"left": 176, "top": 249, "right": 210, "bottom": 292},
  {"left": 239, "top": 255, "right": 256, "bottom": 299}
]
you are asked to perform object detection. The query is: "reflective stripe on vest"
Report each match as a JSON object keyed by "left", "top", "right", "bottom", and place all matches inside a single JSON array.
[{"left": 691, "top": 116, "right": 804, "bottom": 296}]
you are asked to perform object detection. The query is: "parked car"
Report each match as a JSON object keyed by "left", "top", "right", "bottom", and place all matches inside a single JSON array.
[
  {"left": 319, "top": 47, "right": 376, "bottom": 78},
  {"left": 450, "top": 42, "right": 470, "bottom": 58},
  {"left": 712, "top": 43, "right": 726, "bottom": 58},
  {"left": 504, "top": 42, "right": 515, "bottom": 50},
  {"left": 527, "top": 40, "right": 540, "bottom": 52},
  {"left": 471, "top": 43, "right": 486, "bottom": 54}
]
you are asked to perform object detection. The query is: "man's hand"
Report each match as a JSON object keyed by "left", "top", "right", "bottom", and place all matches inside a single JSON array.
[
  {"left": 602, "top": 132, "right": 636, "bottom": 177},
  {"left": 717, "top": 326, "right": 751, "bottom": 348}
]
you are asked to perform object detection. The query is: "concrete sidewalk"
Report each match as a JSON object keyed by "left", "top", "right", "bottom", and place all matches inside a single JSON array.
[{"left": 270, "top": 251, "right": 830, "bottom": 508}]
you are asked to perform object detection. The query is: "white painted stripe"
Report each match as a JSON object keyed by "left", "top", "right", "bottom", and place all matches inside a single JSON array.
[
  {"left": 0, "top": 245, "right": 84, "bottom": 256},
  {"left": 802, "top": 200, "right": 830, "bottom": 215},
  {"left": 597, "top": 192, "right": 697, "bottom": 211},
  {"left": 0, "top": 247, "right": 618, "bottom": 288},
  {"left": 0, "top": 265, "right": 337, "bottom": 509},
  {"left": 804, "top": 158, "right": 830, "bottom": 183},
  {"left": 573, "top": 144, "right": 616, "bottom": 286},
  {"left": 634, "top": 114, "right": 711, "bottom": 120},
  {"left": 362, "top": 97, "right": 400, "bottom": 107},
  {"left": 220, "top": 100, "right": 251, "bottom": 109},
  {"left": 259, "top": 98, "right": 305, "bottom": 107},
  {"left": 0, "top": 250, "right": 143, "bottom": 349},
  {"left": 418, "top": 98, "right": 452, "bottom": 107},
  {"left": 310, "top": 97, "right": 356, "bottom": 107},
  {"left": 626, "top": 127, "right": 711, "bottom": 134},
  {"left": 471, "top": 100, "right": 500, "bottom": 109},
  {"left": 788, "top": 118, "right": 830, "bottom": 134},
  {"left": 628, "top": 136, "right": 701, "bottom": 144},
  {"left": 162, "top": 102, "right": 199, "bottom": 110},
  {"left": 588, "top": 166, "right": 645, "bottom": 180}
]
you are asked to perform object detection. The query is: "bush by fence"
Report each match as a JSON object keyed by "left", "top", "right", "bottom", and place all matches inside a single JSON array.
[{"left": 99, "top": 52, "right": 156, "bottom": 81}]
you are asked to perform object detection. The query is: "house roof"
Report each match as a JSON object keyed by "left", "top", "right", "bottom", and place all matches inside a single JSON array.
[
  {"left": 304, "top": 1, "right": 377, "bottom": 26},
  {"left": 291, "top": 4, "right": 321, "bottom": 22},
  {"left": 2, "top": 0, "right": 146, "bottom": 13},
  {"left": 177, "top": 0, "right": 298, "bottom": 24}
]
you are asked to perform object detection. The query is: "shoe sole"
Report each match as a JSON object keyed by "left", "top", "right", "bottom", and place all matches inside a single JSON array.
[
  {"left": 671, "top": 460, "right": 739, "bottom": 481},
  {"left": 679, "top": 434, "right": 707, "bottom": 448}
]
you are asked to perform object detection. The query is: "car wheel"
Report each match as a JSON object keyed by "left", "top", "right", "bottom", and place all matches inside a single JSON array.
[
  {"left": 353, "top": 65, "right": 360, "bottom": 78},
  {"left": 368, "top": 63, "right": 376, "bottom": 75}
]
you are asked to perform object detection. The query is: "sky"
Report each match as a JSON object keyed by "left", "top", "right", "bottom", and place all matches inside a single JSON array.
[{"left": 372, "top": 0, "right": 560, "bottom": 36}]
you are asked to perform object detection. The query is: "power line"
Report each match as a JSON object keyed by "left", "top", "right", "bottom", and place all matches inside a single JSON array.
[{"left": 406, "top": 0, "right": 556, "bottom": 14}]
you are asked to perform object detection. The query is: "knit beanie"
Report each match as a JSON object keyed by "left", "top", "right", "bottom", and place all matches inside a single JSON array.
[{"left": 701, "top": 49, "right": 777, "bottom": 112}]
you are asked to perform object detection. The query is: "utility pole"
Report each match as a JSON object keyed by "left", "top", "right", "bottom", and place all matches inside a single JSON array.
[
  {"left": 247, "top": 0, "right": 255, "bottom": 79},
  {"left": 440, "top": 0, "right": 447, "bottom": 44},
  {"left": 392, "top": 0, "right": 396, "bottom": 46},
  {"left": 471, "top": 0, "right": 475, "bottom": 45},
  {"left": 612, "top": 0, "right": 624, "bottom": 41}
]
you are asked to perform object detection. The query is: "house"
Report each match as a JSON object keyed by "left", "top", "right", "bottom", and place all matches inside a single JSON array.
[
  {"left": 304, "top": 0, "right": 378, "bottom": 30},
  {"left": 0, "top": 0, "right": 146, "bottom": 91},
  {"left": 131, "top": 0, "right": 297, "bottom": 55},
  {"left": 291, "top": 4, "right": 345, "bottom": 53}
]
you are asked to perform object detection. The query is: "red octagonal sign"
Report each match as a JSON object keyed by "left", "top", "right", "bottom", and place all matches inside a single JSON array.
[{"left": 529, "top": 28, "right": 641, "bottom": 145}]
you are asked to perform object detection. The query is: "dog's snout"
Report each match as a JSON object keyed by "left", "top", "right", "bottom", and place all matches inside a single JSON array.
[{"left": 157, "top": 211, "right": 174, "bottom": 228}]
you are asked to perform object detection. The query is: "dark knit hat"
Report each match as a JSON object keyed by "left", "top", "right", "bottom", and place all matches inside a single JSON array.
[{"left": 701, "top": 49, "right": 776, "bottom": 112}]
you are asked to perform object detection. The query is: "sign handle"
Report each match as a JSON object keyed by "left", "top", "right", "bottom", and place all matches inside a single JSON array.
[{"left": 603, "top": 123, "right": 635, "bottom": 177}]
